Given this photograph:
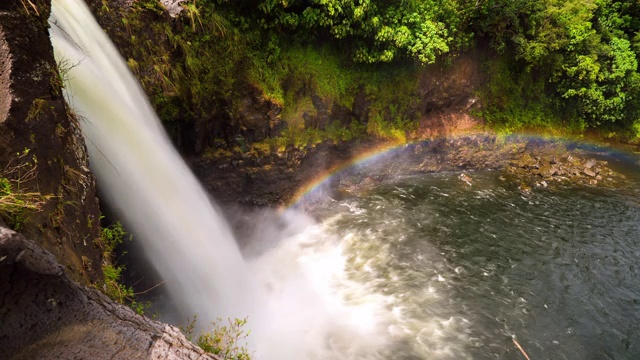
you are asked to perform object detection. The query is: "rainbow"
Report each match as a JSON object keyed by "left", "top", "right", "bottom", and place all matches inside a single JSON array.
[
  {"left": 284, "top": 140, "right": 405, "bottom": 208},
  {"left": 284, "top": 132, "right": 640, "bottom": 209}
]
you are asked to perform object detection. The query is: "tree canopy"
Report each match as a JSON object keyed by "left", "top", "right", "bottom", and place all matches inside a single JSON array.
[
  {"left": 121, "top": 0, "right": 640, "bottom": 136},
  {"left": 209, "top": 0, "right": 640, "bottom": 130}
]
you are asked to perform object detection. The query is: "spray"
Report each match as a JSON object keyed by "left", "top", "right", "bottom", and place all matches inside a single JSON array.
[
  {"left": 48, "top": 1, "right": 394, "bottom": 358},
  {"left": 49, "top": 0, "right": 260, "bottom": 330}
]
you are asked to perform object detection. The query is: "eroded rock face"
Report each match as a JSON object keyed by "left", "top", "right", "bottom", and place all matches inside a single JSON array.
[
  {"left": 0, "top": 1, "right": 102, "bottom": 284},
  {"left": 0, "top": 227, "right": 218, "bottom": 360},
  {"left": 0, "top": 27, "right": 11, "bottom": 124},
  {"left": 234, "top": 84, "right": 283, "bottom": 143},
  {"left": 190, "top": 135, "right": 633, "bottom": 208}
]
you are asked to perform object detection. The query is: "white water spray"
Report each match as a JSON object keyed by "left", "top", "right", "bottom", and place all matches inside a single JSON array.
[
  {"left": 48, "top": 1, "right": 397, "bottom": 358},
  {"left": 49, "top": 0, "right": 259, "bottom": 327}
]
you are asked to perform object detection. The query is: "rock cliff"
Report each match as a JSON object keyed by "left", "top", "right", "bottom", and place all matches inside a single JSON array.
[
  {"left": 0, "top": 226, "right": 218, "bottom": 360},
  {"left": 0, "top": 0, "right": 102, "bottom": 284}
]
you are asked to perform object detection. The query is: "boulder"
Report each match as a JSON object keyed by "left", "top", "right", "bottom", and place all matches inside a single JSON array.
[
  {"left": 584, "top": 158, "right": 597, "bottom": 169},
  {"left": 0, "top": 227, "right": 218, "bottom": 360},
  {"left": 538, "top": 163, "right": 557, "bottom": 177},
  {"left": 583, "top": 169, "right": 597, "bottom": 177}
]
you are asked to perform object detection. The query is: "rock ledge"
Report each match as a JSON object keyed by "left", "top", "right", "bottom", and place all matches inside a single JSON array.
[{"left": 0, "top": 227, "right": 218, "bottom": 360}]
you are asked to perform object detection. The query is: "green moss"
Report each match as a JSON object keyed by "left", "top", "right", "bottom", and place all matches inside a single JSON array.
[
  {"left": 476, "top": 57, "right": 587, "bottom": 135},
  {"left": 633, "top": 120, "right": 640, "bottom": 139},
  {"left": 101, "top": 0, "right": 430, "bottom": 149},
  {"left": 255, "top": 45, "right": 422, "bottom": 148},
  {"left": 250, "top": 142, "right": 271, "bottom": 156},
  {"left": 97, "top": 220, "right": 149, "bottom": 315},
  {"left": 325, "top": 121, "right": 366, "bottom": 144},
  {"left": 203, "top": 147, "right": 234, "bottom": 160},
  {"left": 281, "top": 45, "right": 356, "bottom": 101},
  {"left": 26, "top": 98, "right": 51, "bottom": 122}
]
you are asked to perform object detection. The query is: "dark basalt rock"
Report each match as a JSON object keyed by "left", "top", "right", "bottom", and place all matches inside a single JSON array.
[
  {"left": 192, "top": 135, "right": 630, "bottom": 209},
  {"left": 0, "top": 227, "right": 218, "bottom": 360},
  {"left": 0, "top": 1, "right": 101, "bottom": 284}
]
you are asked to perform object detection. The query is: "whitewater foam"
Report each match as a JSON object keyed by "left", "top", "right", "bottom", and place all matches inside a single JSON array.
[{"left": 48, "top": 1, "right": 394, "bottom": 358}]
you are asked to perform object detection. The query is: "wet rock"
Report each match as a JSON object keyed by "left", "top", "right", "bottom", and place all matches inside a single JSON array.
[
  {"left": 514, "top": 153, "right": 537, "bottom": 168},
  {"left": 193, "top": 136, "right": 628, "bottom": 207},
  {"left": 351, "top": 86, "right": 371, "bottom": 124},
  {"left": 0, "top": 227, "right": 219, "bottom": 360},
  {"left": 584, "top": 158, "right": 597, "bottom": 169},
  {"left": 459, "top": 173, "right": 473, "bottom": 185},
  {"left": 539, "top": 164, "right": 557, "bottom": 177},
  {"left": 359, "top": 177, "right": 376, "bottom": 189},
  {"left": 159, "top": 0, "right": 186, "bottom": 17},
  {"left": 234, "top": 84, "right": 283, "bottom": 143},
  {"left": 536, "top": 180, "right": 548, "bottom": 188},
  {"left": 519, "top": 183, "right": 532, "bottom": 195},
  {"left": 418, "top": 53, "right": 481, "bottom": 112},
  {"left": 329, "top": 102, "right": 353, "bottom": 128},
  {"left": 583, "top": 169, "right": 597, "bottom": 177}
]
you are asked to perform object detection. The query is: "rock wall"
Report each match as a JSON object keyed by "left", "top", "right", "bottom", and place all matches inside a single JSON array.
[
  {"left": 0, "top": 227, "right": 218, "bottom": 360},
  {"left": 90, "top": 0, "right": 483, "bottom": 154},
  {"left": 87, "top": 0, "right": 484, "bottom": 209},
  {"left": 0, "top": 0, "right": 102, "bottom": 284}
]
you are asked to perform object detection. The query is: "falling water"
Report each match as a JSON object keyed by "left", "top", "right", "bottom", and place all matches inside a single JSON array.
[
  {"left": 47, "top": 1, "right": 393, "bottom": 358},
  {"left": 46, "top": 3, "right": 640, "bottom": 358},
  {"left": 48, "top": 0, "right": 259, "bottom": 330}
]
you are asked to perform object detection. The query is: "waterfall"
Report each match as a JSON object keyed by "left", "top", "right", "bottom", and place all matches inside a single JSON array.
[
  {"left": 48, "top": 0, "right": 260, "bottom": 330},
  {"left": 48, "top": 1, "right": 395, "bottom": 358}
]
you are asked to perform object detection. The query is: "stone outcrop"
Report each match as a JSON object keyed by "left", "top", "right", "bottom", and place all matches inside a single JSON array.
[
  {"left": 506, "top": 147, "right": 621, "bottom": 189},
  {"left": 233, "top": 84, "right": 283, "bottom": 145},
  {"left": 0, "top": 227, "right": 218, "bottom": 360},
  {"left": 191, "top": 135, "right": 631, "bottom": 208},
  {"left": 0, "top": 0, "right": 102, "bottom": 284}
]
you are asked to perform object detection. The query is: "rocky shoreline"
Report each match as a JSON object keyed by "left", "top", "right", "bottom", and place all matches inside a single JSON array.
[
  {"left": 506, "top": 145, "right": 627, "bottom": 194},
  {"left": 191, "top": 134, "right": 636, "bottom": 210}
]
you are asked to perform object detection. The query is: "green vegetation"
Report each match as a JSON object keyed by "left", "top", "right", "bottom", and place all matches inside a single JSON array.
[
  {"left": 97, "top": 220, "right": 149, "bottom": 315},
  {"left": 215, "top": 0, "right": 640, "bottom": 135},
  {"left": 217, "top": 0, "right": 477, "bottom": 64},
  {"left": 476, "top": 0, "right": 640, "bottom": 136},
  {"left": 0, "top": 149, "right": 52, "bottom": 230},
  {"left": 182, "top": 316, "right": 252, "bottom": 360},
  {"left": 101, "top": 0, "right": 640, "bottom": 153}
]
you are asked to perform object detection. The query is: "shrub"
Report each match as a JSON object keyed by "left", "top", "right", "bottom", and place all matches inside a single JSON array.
[
  {"left": 97, "top": 220, "right": 149, "bottom": 315},
  {"left": 182, "top": 316, "right": 252, "bottom": 360},
  {"left": 0, "top": 149, "right": 53, "bottom": 230}
]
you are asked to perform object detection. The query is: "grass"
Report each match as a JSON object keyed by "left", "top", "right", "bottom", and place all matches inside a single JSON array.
[
  {"left": 182, "top": 316, "right": 252, "bottom": 360},
  {"left": 26, "top": 99, "right": 51, "bottom": 122},
  {"left": 19, "top": 0, "right": 40, "bottom": 16},
  {"left": 97, "top": 220, "right": 149, "bottom": 315},
  {"left": 243, "top": 45, "right": 422, "bottom": 150},
  {"left": 0, "top": 178, "right": 49, "bottom": 230},
  {"left": 0, "top": 149, "right": 53, "bottom": 230}
]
